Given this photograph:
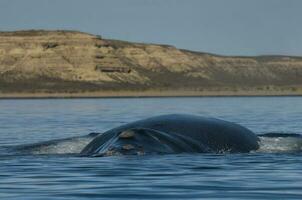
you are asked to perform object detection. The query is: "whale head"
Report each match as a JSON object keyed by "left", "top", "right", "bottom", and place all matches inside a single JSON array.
[{"left": 80, "top": 128, "right": 208, "bottom": 156}]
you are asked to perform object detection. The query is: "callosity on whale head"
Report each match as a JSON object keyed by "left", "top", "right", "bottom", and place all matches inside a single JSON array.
[{"left": 81, "top": 114, "right": 260, "bottom": 156}]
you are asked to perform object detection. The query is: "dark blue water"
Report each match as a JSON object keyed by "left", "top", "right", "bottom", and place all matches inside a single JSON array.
[{"left": 1, "top": 97, "right": 302, "bottom": 199}]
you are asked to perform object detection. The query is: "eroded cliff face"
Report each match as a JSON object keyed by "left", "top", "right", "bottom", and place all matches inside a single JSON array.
[{"left": 0, "top": 30, "right": 302, "bottom": 93}]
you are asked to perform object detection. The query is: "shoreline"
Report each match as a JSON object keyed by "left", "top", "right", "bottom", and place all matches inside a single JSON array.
[{"left": 0, "top": 90, "right": 301, "bottom": 99}]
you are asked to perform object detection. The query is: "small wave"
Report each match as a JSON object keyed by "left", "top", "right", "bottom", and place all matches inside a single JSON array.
[
  {"left": 257, "top": 136, "right": 302, "bottom": 153},
  {"left": 10, "top": 134, "right": 98, "bottom": 155},
  {"left": 6, "top": 132, "right": 302, "bottom": 156}
]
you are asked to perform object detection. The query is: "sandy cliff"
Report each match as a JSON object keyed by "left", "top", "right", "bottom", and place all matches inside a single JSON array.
[{"left": 0, "top": 30, "right": 302, "bottom": 97}]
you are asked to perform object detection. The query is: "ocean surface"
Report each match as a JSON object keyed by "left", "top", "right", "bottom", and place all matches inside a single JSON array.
[{"left": 0, "top": 97, "right": 302, "bottom": 199}]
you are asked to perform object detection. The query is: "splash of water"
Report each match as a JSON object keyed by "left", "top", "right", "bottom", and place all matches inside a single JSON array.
[
  {"left": 6, "top": 132, "right": 302, "bottom": 156},
  {"left": 10, "top": 133, "right": 98, "bottom": 155},
  {"left": 257, "top": 135, "right": 302, "bottom": 153}
]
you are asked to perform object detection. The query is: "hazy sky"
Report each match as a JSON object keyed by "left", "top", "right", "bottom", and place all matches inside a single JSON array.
[{"left": 0, "top": 0, "right": 301, "bottom": 56}]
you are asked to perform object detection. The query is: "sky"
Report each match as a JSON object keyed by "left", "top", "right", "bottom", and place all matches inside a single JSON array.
[{"left": 0, "top": 0, "right": 301, "bottom": 56}]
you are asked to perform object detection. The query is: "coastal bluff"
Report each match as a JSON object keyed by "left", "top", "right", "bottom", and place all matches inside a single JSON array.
[{"left": 0, "top": 30, "right": 302, "bottom": 97}]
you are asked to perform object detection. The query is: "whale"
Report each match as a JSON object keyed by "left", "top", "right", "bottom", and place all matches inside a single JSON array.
[
  {"left": 8, "top": 114, "right": 302, "bottom": 156},
  {"left": 81, "top": 114, "right": 260, "bottom": 156}
]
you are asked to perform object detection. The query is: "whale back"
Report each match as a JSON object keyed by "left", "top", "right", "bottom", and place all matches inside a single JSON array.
[{"left": 81, "top": 114, "right": 259, "bottom": 156}]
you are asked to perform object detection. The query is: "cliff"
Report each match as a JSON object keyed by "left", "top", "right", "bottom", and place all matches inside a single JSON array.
[{"left": 0, "top": 30, "right": 302, "bottom": 97}]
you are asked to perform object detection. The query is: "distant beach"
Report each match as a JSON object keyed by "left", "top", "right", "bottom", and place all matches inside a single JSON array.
[{"left": 0, "top": 88, "right": 301, "bottom": 99}]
